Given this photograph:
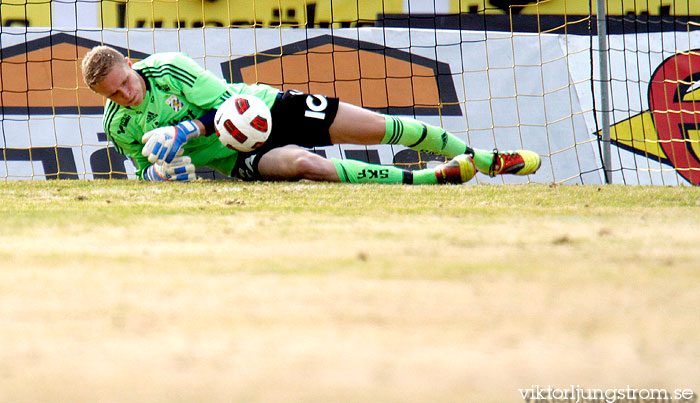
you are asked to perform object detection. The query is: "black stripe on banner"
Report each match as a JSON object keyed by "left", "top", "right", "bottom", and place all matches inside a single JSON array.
[{"left": 377, "top": 13, "right": 700, "bottom": 35}]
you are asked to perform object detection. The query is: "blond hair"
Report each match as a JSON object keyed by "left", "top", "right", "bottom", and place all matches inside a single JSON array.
[{"left": 81, "top": 46, "right": 127, "bottom": 89}]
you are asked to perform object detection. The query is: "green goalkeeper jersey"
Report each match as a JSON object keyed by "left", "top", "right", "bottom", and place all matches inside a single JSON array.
[{"left": 102, "top": 52, "right": 280, "bottom": 178}]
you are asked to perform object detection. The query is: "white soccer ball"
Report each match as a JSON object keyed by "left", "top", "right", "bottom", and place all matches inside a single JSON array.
[{"left": 214, "top": 94, "right": 272, "bottom": 152}]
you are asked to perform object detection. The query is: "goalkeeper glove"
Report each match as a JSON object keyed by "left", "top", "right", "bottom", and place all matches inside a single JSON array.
[
  {"left": 141, "top": 120, "right": 200, "bottom": 164},
  {"left": 143, "top": 156, "right": 196, "bottom": 181}
]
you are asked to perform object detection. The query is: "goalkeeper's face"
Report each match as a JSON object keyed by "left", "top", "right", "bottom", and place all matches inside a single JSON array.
[{"left": 93, "top": 59, "right": 146, "bottom": 107}]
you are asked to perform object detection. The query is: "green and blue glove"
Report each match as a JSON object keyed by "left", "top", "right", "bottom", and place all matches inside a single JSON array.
[
  {"left": 143, "top": 155, "right": 196, "bottom": 181},
  {"left": 141, "top": 120, "right": 199, "bottom": 164}
]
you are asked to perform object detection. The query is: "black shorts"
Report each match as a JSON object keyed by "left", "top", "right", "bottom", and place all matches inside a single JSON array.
[{"left": 231, "top": 90, "right": 340, "bottom": 180}]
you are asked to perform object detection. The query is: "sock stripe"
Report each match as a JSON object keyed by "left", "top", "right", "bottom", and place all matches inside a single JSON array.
[
  {"left": 338, "top": 164, "right": 351, "bottom": 182},
  {"left": 402, "top": 170, "right": 414, "bottom": 184},
  {"left": 406, "top": 124, "right": 428, "bottom": 148},
  {"left": 387, "top": 117, "right": 394, "bottom": 144},
  {"left": 388, "top": 116, "right": 402, "bottom": 145},
  {"left": 396, "top": 117, "right": 403, "bottom": 144}
]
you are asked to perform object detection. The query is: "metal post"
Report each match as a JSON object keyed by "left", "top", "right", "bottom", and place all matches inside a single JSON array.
[{"left": 596, "top": 0, "right": 612, "bottom": 184}]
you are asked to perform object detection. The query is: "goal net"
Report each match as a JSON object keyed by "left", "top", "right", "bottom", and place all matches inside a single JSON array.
[{"left": 1, "top": 0, "right": 699, "bottom": 185}]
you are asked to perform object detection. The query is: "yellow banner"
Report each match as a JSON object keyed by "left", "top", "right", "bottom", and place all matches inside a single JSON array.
[
  {"left": 455, "top": 0, "right": 700, "bottom": 16},
  {"left": 1, "top": 0, "right": 51, "bottom": 27},
  {"left": 3, "top": 1, "right": 699, "bottom": 29},
  {"left": 99, "top": 0, "right": 402, "bottom": 29}
]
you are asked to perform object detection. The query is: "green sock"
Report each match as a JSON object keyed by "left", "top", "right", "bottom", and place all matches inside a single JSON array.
[
  {"left": 381, "top": 115, "right": 496, "bottom": 172},
  {"left": 471, "top": 149, "right": 494, "bottom": 173},
  {"left": 382, "top": 115, "right": 468, "bottom": 158},
  {"left": 332, "top": 158, "right": 438, "bottom": 185}
]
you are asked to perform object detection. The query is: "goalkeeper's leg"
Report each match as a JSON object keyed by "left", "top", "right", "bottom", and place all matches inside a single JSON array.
[
  {"left": 381, "top": 116, "right": 540, "bottom": 175},
  {"left": 257, "top": 145, "right": 475, "bottom": 184},
  {"left": 329, "top": 102, "right": 540, "bottom": 176},
  {"left": 332, "top": 155, "right": 475, "bottom": 184}
]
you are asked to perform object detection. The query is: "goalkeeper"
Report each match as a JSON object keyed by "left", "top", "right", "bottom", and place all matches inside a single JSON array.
[{"left": 81, "top": 45, "right": 541, "bottom": 184}]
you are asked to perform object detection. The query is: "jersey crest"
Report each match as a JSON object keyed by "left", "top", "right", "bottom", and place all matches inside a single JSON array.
[{"left": 166, "top": 95, "right": 184, "bottom": 112}]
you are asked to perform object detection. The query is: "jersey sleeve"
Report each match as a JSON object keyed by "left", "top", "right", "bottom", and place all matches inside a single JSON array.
[{"left": 103, "top": 100, "right": 151, "bottom": 179}]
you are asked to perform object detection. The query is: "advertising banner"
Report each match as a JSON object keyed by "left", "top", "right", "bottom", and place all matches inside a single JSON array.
[
  {"left": 1, "top": 27, "right": 597, "bottom": 183},
  {"left": 567, "top": 31, "right": 700, "bottom": 185}
]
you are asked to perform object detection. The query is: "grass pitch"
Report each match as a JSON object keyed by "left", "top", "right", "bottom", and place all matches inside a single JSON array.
[{"left": 0, "top": 181, "right": 698, "bottom": 402}]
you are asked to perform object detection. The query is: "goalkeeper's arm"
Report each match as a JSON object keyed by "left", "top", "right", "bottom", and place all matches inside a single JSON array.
[{"left": 141, "top": 109, "right": 217, "bottom": 164}]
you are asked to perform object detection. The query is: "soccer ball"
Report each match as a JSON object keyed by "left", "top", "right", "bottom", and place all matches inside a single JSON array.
[{"left": 214, "top": 94, "right": 272, "bottom": 152}]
